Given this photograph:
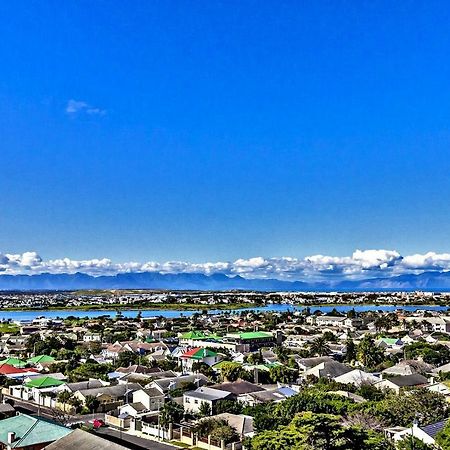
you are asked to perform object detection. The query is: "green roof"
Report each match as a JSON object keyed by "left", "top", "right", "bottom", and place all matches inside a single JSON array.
[
  {"left": 180, "top": 330, "right": 206, "bottom": 340},
  {"left": 25, "top": 376, "right": 64, "bottom": 389},
  {"left": 0, "top": 413, "right": 72, "bottom": 448},
  {"left": 238, "top": 331, "right": 273, "bottom": 340},
  {"left": 212, "top": 360, "right": 241, "bottom": 370},
  {"left": 0, "top": 358, "right": 26, "bottom": 368},
  {"left": 191, "top": 348, "right": 218, "bottom": 359},
  {"left": 27, "top": 355, "right": 55, "bottom": 364},
  {"left": 380, "top": 338, "right": 400, "bottom": 345}
]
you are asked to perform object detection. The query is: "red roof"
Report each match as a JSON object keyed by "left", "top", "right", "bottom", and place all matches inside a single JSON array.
[
  {"left": 180, "top": 347, "right": 202, "bottom": 358},
  {"left": 0, "top": 363, "right": 27, "bottom": 375}
]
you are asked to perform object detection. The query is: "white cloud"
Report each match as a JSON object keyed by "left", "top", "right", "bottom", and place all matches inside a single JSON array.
[
  {"left": 1, "top": 249, "right": 450, "bottom": 281},
  {"left": 66, "top": 99, "right": 106, "bottom": 116}
]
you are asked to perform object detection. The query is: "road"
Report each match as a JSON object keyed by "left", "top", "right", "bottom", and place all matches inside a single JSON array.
[
  {"left": 4, "top": 395, "right": 105, "bottom": 424},
  {"left": 96, "top": 427, "right": 176, "bottom": 450}
]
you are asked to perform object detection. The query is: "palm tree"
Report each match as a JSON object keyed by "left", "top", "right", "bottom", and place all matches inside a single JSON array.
[{"left": 309, "top": 336, "right": 330, "bottom": 356}]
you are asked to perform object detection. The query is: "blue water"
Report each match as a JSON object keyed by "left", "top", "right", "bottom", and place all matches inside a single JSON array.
[{"left": 0, "top": 303, "right": 448, "bottom": 322}]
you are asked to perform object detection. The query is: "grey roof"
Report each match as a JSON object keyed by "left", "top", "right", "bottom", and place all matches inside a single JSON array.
[
  {"left": 43, "top": 428, "right": 127, "bottom": 449},
  {"left": 249, "top": 388, "right": 289, "bottom": 402},
  {"left": 386, "top": 373, "right": 428, "bottom": 387},
  {"left": 184, "top": 387, "right": 233, "bottom": 402},
  {"left": 211, "top": 380, "right": 265, "bottom": 395},
  {"left": 420, "top": 419, "right": 449, "bottom": 439},
  {"left": 0, "top": 403, "right": 15, "bottom": 413},
  {"left": 306, "top": 360, "right": 352, "bottom": 378},
  {"left": 297, "top": 356, "right": 334, "bottom": 369},
  {"left": 142, "top": 387, "right": 165, "bottom": 398},
  {"left": 66, "top": 380, "right": 105, "bottom": 392},
  {"left": 153, "top": 374, "right": 209, "bottom": 391},
  {"left": 128, "top": 402, "right": 147, "bottom": 412},
  {"left": 77, "top": 383, "right": 141, "bottom": 398}
]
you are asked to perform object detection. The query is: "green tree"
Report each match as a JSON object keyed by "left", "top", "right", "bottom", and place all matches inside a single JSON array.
[
  {"left": 436, "top": 419, "right": 450, "bottom": 449},
  {"left": 357, "top": 336, "right": 384, "bottom": 369},
  {"left": 219, "top": 362, "right": 246, "bottom": 382},
  {"left": 309, "top": 336, "right": 330, "bottom": 357},
  {"left": 215, "top": 399, "right": 243, "bottom": 415},
  {"left": 84, "top": 395, "right": 100, "bottom": 413},
  {"left": 159, "top": 400, "right": 184, "bottom": 428},
  {"left": 249, "top": 411, "right": 389, "bottom": 450},
  {"left": 345, "top": 338, "right": 357, "bottom": 363},
  {"left": 116, "top": 350, "right": 140, "bottom": 368},
  {"left": 198, "top": 401, "right": 212, "bottom": 417},
  {"left": 396, "top": 437, "right": 433, "bottom": 450},
  {"left": 269, "top": 365, "right": 299, "bottom": 384}
]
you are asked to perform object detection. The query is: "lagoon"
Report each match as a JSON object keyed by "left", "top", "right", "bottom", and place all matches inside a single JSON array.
[{"left": 0, "top": 303, "right": 448, "bottom": 322}]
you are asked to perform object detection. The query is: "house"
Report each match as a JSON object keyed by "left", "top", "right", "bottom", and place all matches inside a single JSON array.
[
  {"left": 334, "top": 369, "right": 380, "bottom": 386},
  {"left": 375, "top": 374, "right": 429, "bottom": 393},
  {"left": 180, "top": 347, "right": 221, "bottom": 371},
  {"left": 82, "top": 333, "right": 102, "bottom": 342},
  {"left": 382, "top": 360, "right": 434, "bottom": 376},
  {"left": 307, "top": 316, "right": 346, "bottom": 328},
  {"left": 73, "top": 383, "right": 141, "bottom": 412},
  {"left": 0, "top": 404, "right": 15, "bottom": 420},
  {"left": 149, "top": 374, "right": 209, "bottom": 395},
  {"left": 0, "top": 413, "right": 72, "bottom": 449},
  {"left": 210, "top": 380, "right": 266, "bottom": 402},
  {"left": 183, "top": 387, "right": 234, "bottom": 415},
  {"left": 296, "top": 356, "right": 334, "bottom": 373},
  {"left": 392, "top": 419, "right": 449, "bottom": 447},
  {"left": 43, "top": 428, "right": 127, "bottom": 449},
  {"left": 131, "top": 388, "right": 165, "bottom": 411},
  {"left": 243, "top": 386, "right": 296, "bottom": 406},
  {"left": 303, "top": 360, "right": 352, "bottom": 379}
]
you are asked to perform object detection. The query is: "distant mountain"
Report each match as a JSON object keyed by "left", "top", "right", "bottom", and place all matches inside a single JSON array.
[
  {"left": 1, "top": 270, "right": 450, "bottom": 291},
  {"left": 0, "top": 271, "right": 308, "bottom": 291}
]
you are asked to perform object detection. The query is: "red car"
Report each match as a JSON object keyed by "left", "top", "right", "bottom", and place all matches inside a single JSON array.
[{"left": 92, "top": 419, "right": 105, "bottom": 429}]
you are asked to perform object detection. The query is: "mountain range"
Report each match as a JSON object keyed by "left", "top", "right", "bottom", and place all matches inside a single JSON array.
[{"left": 1, "top": 270, "right": 450, "bottom": 291}]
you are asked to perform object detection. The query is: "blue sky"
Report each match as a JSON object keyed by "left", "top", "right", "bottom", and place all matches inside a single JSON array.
[{"left": 1, "top": 1, "right": 450, "bottom": 277}]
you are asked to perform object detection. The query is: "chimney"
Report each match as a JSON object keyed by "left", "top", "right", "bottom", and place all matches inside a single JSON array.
[{"left": 7, "top": 432, "right": 15, "bottom": 445}]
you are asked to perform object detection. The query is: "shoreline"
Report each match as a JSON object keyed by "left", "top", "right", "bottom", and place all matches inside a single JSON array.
[{"left": 0, "top": 301, "right": 448, "bottom": 313}]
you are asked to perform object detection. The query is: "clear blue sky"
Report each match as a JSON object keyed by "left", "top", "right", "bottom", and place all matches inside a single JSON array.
[{"left": 1, "top": 1, "right": 450, "bottom": 263}]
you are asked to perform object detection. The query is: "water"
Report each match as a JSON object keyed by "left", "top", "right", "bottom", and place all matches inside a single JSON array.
[{"left": 0, "top": 303, "right": 448, "bottom": 322}]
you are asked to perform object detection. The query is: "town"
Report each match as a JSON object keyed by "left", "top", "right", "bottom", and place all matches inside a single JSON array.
[
  {"left": 0, "top": 290, "right": 450, "bottom": 311},
  {"left": 0, "top": 291, "right": 449, "bottom": 448}
]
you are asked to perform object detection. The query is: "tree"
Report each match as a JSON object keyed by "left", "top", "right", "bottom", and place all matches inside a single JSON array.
[
  {"left": 219, "top": 362, "right": 246, "bottom": 382},
  {"left": 357, "top": 336, "right": 384, "bottom": 369},
  {"left": 84, "top": 395, "right": 100, "bottom": 413},
  {"left": 249, "top": 411, "right": 390, "bottom": 450},
  {"left": 57, "top": 391, "right": 73, "bottom": 412},
  {"left": 436, "top": 419, "right": 450, "bottom": 449},
  {"left": 198, "top": 401, "right": 212, "bottom": 417},
  {"left": 345, "top": 338, "right": 357, "bottom": 363},
  {"left": 159, "top": 400, "right": 184, "bottom": 428},
  {"left": 361, "top": 389, "right": 449, "bottom": 427},
  {"left": 269, "top": 365, "right": 299, "bottom": 384},
  {"left": 215, "top": 399, "right": 243, "bottom": 415},
  {"left": 396, "top": 437, "right": 434, "bottom": 450},
  {"left": 116, "top": 350, "right": 140, "bottom": 368},
  {"left": 69, "top": 361, "right": 113, "bottom": 382},
  {"left": 210, "top": 424, "right": 239, "bottom": 444},
  {"left": 309, "top": 336, "right": 330, "bottom": 357}
]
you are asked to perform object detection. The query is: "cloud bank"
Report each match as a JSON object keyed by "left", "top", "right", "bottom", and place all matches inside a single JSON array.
[
  {"left": 66, "top": 99, "right": 106, "bottom": 116},
  {"left": 1, "top": 250, "right": 450, "bottom": 281}
]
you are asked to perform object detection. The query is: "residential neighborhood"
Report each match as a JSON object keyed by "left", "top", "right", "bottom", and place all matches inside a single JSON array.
[{"left": 0, "top": 293, "right": 449, "bottom": 448}]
